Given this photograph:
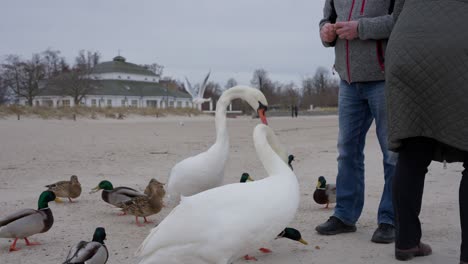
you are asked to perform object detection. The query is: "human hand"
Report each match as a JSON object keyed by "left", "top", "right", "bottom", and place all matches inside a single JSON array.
[
  {"left": 320, "top": 23, "right": 337, "bottom": 43},
  {"left": 335, "top": 21, "right": 359, "bottom": 40}
]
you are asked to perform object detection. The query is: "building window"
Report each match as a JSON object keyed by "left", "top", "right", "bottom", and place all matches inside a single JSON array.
[
  {"left": 169, "top": 101, "right": 175, "bottom": 108},
  {"left": 91, "top": 99, "right": 97, "bottom": 107},
  {"left": 153, "top": 78, "right": 156, "bottom": 81},
  {"left": 145, "top": 78, "right": 148, "bottom": 81},
  {"left": 118, "top": 75, "right": 121, "bottom": 79},
  {"left": 131, "top": 100, "right": 138, "bottom": 107},
  {"left": 121, "top": 99, "right": 127, "bottom": 107},
  {"left": 107, "top": 99, "right": 112, "bottom": 107},
  {"left": 35, "top": 100, "right": 40, "bottom": 106},
  {"left": 185, "top": 101, "right": 189, "bottom": 107},
  {"left": 62, "top": 100, "right": 70, "bottom": 107},
  {"left": 146, "top": 100, "right": 158, "bottom": 108},
  {"left": 127, "top": 76, "right": 130, "bottom": 79},
  {"left": 43, "top": 100, "right": 53, "bottom": 107},
  {"left": 177, "top": 101, "right": 182, "bottom": 108}
]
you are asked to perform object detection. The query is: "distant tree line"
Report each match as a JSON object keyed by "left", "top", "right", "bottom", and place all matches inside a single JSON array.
[{"left": 0, "top": 49, "right": 338, "bottom": 109}]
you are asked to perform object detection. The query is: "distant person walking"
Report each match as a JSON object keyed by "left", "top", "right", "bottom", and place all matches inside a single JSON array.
[
  {"left": 386, "top": 0, "right": 468, "bottom": 261},
  {"left": 294, "top": 105, "right": 298, "bottom": 118},
  {"left": 315, "top": 0, "right": 398, "bottom": 244}
]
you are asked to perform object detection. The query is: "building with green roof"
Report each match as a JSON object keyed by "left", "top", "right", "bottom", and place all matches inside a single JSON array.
[{"left": 26, "top": 56, "right": 193, "bottom": 108}]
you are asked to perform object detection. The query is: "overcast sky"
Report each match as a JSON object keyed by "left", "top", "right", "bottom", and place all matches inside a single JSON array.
[{"left": 0, "top": 0, "right": 334, "bottom": 87}]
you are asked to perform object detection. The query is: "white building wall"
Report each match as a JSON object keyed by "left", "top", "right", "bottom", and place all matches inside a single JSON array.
[{"left": 28, "top": 95, "right": 193, "bottom": 109}]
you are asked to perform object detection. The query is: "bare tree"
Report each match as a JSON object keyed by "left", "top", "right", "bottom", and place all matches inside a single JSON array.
[
  {"left": 142, "top": 63, "right": 164, "bottom": 76},
  {"left": 0, "top": 74, "right": 7, "bottom": 104},
  {"left": 302, "top": 67, "right": 339, "bottom": 108},
  {"left": 1, "top": 54, "right": 46, "bottom": 106},
  {"left": 225, "top": 78, "right": 238, "bottom": 89},
  {"left": 203, "top": 81, "right": 222, "bottom": 110},
  {"left": 49, "top": 50, "right": 100, "bottom": 105},
  {"left": 75, "top": 50, "right": 100, "bottom": 71},
  {"left": 41, "top": 49, "right": 65, "bottom": 79},
  {"left": 49, "top": 70, "right": 97, "bottom": 105}
]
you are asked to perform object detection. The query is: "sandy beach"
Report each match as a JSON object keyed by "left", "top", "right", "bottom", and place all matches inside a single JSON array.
[{"left": 0, "top": 115, "right": 463, "bottom": 264}]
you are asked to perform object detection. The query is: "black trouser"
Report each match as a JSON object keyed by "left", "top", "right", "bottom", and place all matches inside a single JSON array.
[{"left": 393, "top": 137, "right": 468, "bottom": 261}]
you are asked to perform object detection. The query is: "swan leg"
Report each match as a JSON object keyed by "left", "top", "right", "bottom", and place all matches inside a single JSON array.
[
  {"left": 68, "top": 197, "right": 75, "bottom": 203},
  {"left": 259, "top": 248, "right": 272, "bottom": 253},
  {"left": 243, "top": 255, "right": 258, "bottom": 261},
  {"left": 143, "top": 217, "right": 154, "bottom": 224},
  {"left": 9, "top": 238, "right": 20, "bottom": 252},
  {"left": 24, "top": 237, "right": 40, "bottom": 246},
  {"left": 117, "top": 211, "right": 127, "bottom": 216}
]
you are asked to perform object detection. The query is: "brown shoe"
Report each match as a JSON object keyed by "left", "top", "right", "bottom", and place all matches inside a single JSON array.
[{"left": 395, "top": 242, "right": 432, "bottom": 261}]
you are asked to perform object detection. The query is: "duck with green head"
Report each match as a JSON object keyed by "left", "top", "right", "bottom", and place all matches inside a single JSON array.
[
  {"left": 63, "top": 227, "right": 109, "bottom": 264},
  {"left": 90, "top": 180, "right": 145, "bottom": 214},
  {"left": 0, "top": 191, "right": 56, "bottom": 252},
  {"left": 239, "top": 173, "right": 308, "bottom": 255},
  {"left": 288, "top": 154, "right": 295, "bottom": 170},
  {"left": 313, "top": 176, "right": 336, "bottom": 208}
]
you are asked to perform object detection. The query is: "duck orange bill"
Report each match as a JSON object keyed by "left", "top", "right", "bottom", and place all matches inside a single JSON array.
[{"left": 257, "top": 108, "right": 268, "bottom": 125}]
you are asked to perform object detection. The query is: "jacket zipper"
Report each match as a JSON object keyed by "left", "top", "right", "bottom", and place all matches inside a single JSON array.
[
  {"left": 360, "top": 0, "right": 367, "bottom": 15},
  {"left": 346, "top": 0, "right": 357, "bottom": 83}
]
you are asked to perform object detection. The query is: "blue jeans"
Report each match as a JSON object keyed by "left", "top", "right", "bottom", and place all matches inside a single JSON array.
[{"left": 333, "top": 80, "right": 397, "bottom": 226}]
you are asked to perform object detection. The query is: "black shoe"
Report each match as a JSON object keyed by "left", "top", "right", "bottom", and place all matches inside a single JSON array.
[
  {"left": 395, "top": 242, "right": 432, "bottom": 261},
  {"left": 371, "top": 223, "right": 395, "bottom": 244},
  {"left": 315, "top": 216, "right": 356, "bottom": 235}
]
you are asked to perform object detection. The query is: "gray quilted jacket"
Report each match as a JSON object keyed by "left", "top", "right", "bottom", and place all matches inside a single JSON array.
[
  {"left": 319, "top": 0, "right": 395, "bottom": 83},
  {"left": 386, "top": 0, "right": 468, "bottom": 161}
]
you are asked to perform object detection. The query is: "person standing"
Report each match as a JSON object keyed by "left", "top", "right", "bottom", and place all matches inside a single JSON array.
[
  {"left": 386, "top": 0, "right": 468, "bottom": 261},
  {"left": 315, "top": 0, "right": 398, "bottom": 244}
]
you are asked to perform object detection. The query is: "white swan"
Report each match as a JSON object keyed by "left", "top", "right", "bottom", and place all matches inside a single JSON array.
[
  {"left": 166, "top": 86, "right": 268, "bottom": 204},
  {"left": 136, "top": 124, "right": 299, "bottom": 264}
]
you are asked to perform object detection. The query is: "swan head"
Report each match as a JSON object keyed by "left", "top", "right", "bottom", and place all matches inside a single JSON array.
[
  {"left": 90, "top": 180, "right": 114, "bottom": 193},
  {"left": 277, "top": 228, "right": 308, "bottom": 245},
  {"left": 317, "top": 176, "right": 327, "bottom": 189},
  {"left": 242, "top": 87, "right": 268, "bottom": 125},
  {"left": 240, "top": 173, "right": 254, "bottom": 183}
]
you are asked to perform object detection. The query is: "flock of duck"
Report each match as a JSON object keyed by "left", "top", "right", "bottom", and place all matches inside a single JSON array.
[{"left": 0, "top": 86, "right": 338, "bottom": 264}]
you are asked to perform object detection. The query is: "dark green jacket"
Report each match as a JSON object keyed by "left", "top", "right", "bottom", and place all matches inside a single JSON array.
[{"left": 386, "top": 0, "right": 468, "bottom": 161}]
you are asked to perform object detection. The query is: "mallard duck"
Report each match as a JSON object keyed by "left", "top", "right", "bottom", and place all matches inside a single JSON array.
[
  {"left": 239, "top": 173, "right": 254, "bottom": 183},
  {"left": 144, "top": 178, "right": 165, "bottom": 196},
  {"left": 46, "top": 175, "right": 82, "bottom": 203},
  {"left": 166, "top": 86, "right": 268, "bottom": 205},
  {"left": 90, "top": 180, "right": 145, "bottom": 214},
  {"left": 0, "top": 191, "right": 56, "bottom": 252},
  {"left": 136, "top": 124, "right": 299, "bottom": 264},
  {"left": 63, "top": 227, "right": 108, "bottom": 264},
  {"left": 313, "top": 176, "right": 336, "bottom": 208},
  {"left": 277, "top": 228, "right": 308, "bottom": 245},
  {"left": 120, "top": 179, "right": 165, "bottom": 226},
  {"left": 239, "top": 173, "right": 307, "bottom": 248}
]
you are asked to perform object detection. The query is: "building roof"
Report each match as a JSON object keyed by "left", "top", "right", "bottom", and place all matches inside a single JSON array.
[
  {"left": 92, "top": 56, "right": 158, "bottom": 76},
  {"left": 39, "top": 80, "right": 191, "bottom": 98}
]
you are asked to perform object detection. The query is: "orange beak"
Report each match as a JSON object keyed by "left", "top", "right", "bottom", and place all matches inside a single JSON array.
[{"left": 258, "top": 108, "right": 268, "bottom": 125}]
